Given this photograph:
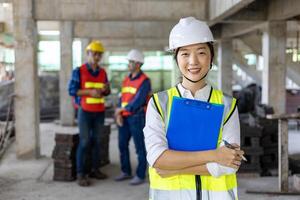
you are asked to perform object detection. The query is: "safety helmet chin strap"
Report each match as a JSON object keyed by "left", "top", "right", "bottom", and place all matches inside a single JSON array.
[{"left": 183, "top": 70, "right": 209, "bottom": 83}]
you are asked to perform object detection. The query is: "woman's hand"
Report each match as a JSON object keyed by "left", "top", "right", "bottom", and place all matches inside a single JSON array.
[{"left": 215, "top": 145, "right": 244, "bottom": 169}]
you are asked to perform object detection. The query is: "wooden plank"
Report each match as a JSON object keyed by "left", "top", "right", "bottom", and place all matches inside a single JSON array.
[
  {"left": 279, "top": 119, "right": 289, "bottom": 192},
  {"left": 247, "top": 190, "right": 300, "bottom": 195},
  {"left": 267, "top": 113, "right": 300, "bottom": 120}
]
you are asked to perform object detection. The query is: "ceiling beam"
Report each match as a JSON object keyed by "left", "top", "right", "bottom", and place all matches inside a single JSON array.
[
  {"left": 220, "top": 22, "right": 266, "bottom": 38},
  {"left": 210, "top": 0, "right": 300, "bottom": 39},
  {"left": 87, "top": 38, "right": 168, "bottom": 51},
  {"left": 208, "top": 0, "right": 255, "bottom": 26},
  {"left": 233, "top": 52, "right": 261, "bottom": 84},
  {"left": 73, "top": 21, "right": 174, "bottom": 39},
  {"left": 268, "top": 0, "right": 300, "bottom": 20},
  {"left": 34, "top": 0, "right": 206, "bottom": 21},
  {"left": 223, "top": 0, "right": 267, "bottom": 23},
  {"left": 239, "top": 33, "right": 262, "bottom": 55}
]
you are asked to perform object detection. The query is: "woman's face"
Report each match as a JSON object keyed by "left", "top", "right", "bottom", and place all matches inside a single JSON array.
[{"left": 177, "top": 43, "right": 211, "bottom": 83}]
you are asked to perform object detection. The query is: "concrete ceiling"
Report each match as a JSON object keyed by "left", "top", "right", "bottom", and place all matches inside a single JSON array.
[
  {"left": 35, "top": 0, "right": 206, "bottom": 51},
  {"left": 210, "top": 0, "right": 300, "bottom": 39},
  {"left": 12, "top": 0, "right": 300, "bottom": 52}
]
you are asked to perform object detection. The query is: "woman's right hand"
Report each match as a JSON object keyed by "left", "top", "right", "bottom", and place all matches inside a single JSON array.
[{"left": 214, "top": 145, "right": 244, "bottom": 169}]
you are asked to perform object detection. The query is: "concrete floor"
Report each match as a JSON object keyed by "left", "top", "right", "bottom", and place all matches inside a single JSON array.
[{"left": 0, "top": 122, "right": 300, "bottom": 200}]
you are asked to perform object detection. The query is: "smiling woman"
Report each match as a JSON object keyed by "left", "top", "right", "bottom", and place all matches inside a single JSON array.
[
  {"left": 177, "top": 43, "right": 212, "bottom": 86},
  {"left": 143, "top": 17, "right": 244, "bottom": 200}
]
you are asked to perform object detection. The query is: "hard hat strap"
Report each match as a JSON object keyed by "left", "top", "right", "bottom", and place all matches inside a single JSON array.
[{"left": 183, "top": 71, "right": 209, "bottom": 83}]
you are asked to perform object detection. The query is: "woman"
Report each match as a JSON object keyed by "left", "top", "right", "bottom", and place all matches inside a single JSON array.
[{"left": 144, "top": 17, "right": 244, "bottom": 200}]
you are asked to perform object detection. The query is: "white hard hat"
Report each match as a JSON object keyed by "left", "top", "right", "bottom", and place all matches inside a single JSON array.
[
  {"left": 127, "top": 49, "right": 144, "bottom": 63},
  {"left": 168, "top": 17, "right": 214, "bottom": 51}
]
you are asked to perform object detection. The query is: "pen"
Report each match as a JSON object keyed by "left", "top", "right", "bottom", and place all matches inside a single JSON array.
[{"left": 222, "top": 139, "right": 247, "bottom": 162}]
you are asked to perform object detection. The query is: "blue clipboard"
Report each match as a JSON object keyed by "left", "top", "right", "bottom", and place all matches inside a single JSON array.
[{"left": 166, "top": 96, "right": 224, "bottom": 151}]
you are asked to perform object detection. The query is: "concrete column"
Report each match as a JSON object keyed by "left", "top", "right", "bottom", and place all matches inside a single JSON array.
[
  {"left": 81, "top": 38, "right": 90, "bottom": 64},
  {"left": 13, "top": 0, "right": 40, "bottom": 158},
  {"left": 218, "top": 39, "right": 233, "bottom": 94},
  {"left": 60, "top": 21, "right": 74, "bottom": 126},
  {"left": 262, "top": 21, "right": 287, "bottom": 114}
]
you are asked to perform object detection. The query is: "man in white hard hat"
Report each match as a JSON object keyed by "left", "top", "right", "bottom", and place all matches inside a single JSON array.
[{"left": 114, "top": 49, "right": 151, "bottom": 185}]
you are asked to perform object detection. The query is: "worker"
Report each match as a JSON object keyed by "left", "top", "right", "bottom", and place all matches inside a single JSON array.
[
  {"left": 68, "top": 40, "right": 111, "bottom": 187},
  {"left": 144, "top": 17, "right": 244, "bottom": 199},
  {"left": 114, "top": 49, "right": 151, "bottom": 185}
]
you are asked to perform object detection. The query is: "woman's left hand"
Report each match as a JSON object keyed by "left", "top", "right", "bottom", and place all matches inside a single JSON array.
[{"left": 155, "top": 168, "right": 178, "bottom": 178}]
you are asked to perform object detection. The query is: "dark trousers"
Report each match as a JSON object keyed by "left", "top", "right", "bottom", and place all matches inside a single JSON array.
[
  {"left": 76, "top": 108, "right": 105, "bottom": 176},
  {"left": 118, "top": 113, "right": 147, "bottom": 179}
]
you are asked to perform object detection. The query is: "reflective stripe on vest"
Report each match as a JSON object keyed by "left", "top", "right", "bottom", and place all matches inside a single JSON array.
[
  {"left": 121, "top": 102, "right": 128, "bottom": 108},
  {"left": 86, "top": 97, "right": 105, "bottom": 104},
  {"left": 122, "top": 86, "right": 137, "bottom": 94},
  {"left": 85, "top": 82, "right": 105, "bottom": 89},
  {"left": 149, "top": 86, "right": 238, "bottom": 200},
  {"left": 149, "top": 188, "right": 237, "bottom": 200}
]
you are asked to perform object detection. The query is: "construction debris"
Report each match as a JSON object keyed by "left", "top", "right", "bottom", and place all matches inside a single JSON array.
[
  {"left": 0, "top": 93, "right": 15, "bottom": 159},
  {"left": 52, "top": 124, "right": 111, "bottom": 181},
  {"left": 52, "top": 133, "right": 78, "bottom": 181}
]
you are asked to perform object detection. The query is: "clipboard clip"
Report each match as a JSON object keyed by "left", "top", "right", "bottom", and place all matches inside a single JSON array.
[{"left": 183, "top": 99, "right": 212, "bottom": 110}]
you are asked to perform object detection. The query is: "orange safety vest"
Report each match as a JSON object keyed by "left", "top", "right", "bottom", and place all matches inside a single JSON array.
[
  {"left": 121, "top": 73, "right": 149, "bottom": 116},
  {"left": 80, "top": 64, "right": 107, "bottom": 112}
]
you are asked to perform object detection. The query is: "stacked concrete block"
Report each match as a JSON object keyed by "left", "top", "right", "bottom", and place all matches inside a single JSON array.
[
  {"left": 289, "top": 154, "right": 300, "bottom": 175},
  {"left": 52, "top": 133, "right": 79, "bottom": 181},
  {"left": 239, "top": 114, "right": 263, "bottom": 173},
  {"left": 52, "top": 124, "right": 111, "bottom": 180},
  {"left": 239, "top": 104, "right": 279, "bottom": 175},
  {"left": 259, "top": 118, "right": 278, "bottom": 172}
]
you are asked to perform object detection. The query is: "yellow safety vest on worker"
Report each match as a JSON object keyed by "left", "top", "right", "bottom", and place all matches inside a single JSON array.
[{"left": 149, "top": 86, "right": 238, "bottom": 200}]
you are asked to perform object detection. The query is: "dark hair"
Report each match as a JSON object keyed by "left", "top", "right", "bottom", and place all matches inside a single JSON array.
[
  {"left": 174, "top": 42, "right": 214, "bottom": 67},
  {"left": 207, "top": 42, "right": 214, "bottom": 67}
]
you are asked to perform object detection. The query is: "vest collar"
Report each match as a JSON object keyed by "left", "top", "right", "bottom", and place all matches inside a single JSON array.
[
  {"left": 177, "top": 83, "right": 212, "bottom": 102},
  {"left": 128, "top": 71, "right": 143, "bottom": 81}
]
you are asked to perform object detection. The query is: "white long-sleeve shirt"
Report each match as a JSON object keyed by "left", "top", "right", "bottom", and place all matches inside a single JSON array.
[{"left": 143, "top": 83, "right": 240, "bottom": 177}]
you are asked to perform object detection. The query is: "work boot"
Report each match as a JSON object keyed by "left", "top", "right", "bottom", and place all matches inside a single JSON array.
[
  {"left": 89, "top": 169, "right": 108, "bottom": 180},
  {"left": 129, "top": 176, "right": 145, "bottom": 186},
  {"left": 77, "top": 175, "right": 91, "bottom": 187},
  {"left": 114, "top": 172, "right": 132, "bottom": 181}
]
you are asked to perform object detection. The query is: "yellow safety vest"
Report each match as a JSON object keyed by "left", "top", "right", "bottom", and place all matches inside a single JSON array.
[{"left": 149, "top": 86, "right": 238, "bottom": 200}]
